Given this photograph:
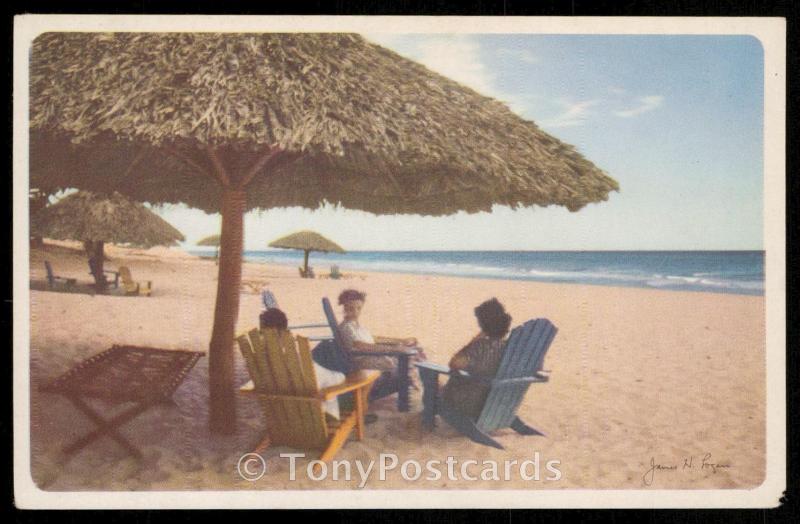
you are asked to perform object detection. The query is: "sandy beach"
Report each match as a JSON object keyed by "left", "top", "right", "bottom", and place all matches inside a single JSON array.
[{"left": 27, "top": 241, "right": 766, "bottom": 491}]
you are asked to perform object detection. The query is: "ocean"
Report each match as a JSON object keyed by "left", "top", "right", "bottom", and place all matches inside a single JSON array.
[{"left": 189, "top": 249, "right": 765, "bottom": 296}]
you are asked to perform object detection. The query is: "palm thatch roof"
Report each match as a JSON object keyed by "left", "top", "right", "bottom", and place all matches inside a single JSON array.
[
  {"left": 31, "top": 191, "right": 185, "bottom": 247},
  {"left": 30, "top": 32, "right": 617, "bottom": 215},
  {"left": 197, "top": 234, "right": 221, "bottom": 247},
  {"left": 269, "top": 231, "right": 345, "bottom": 253}
]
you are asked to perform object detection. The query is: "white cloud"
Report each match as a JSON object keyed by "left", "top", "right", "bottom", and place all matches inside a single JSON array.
[
  {"left": 414, "top": 35, "right": 498, "bottom": 94},
  {"left": 365, "top": 33, "right": 545, "bottom": 116},
  {"left": 614, "top": 95, "right": 664, "bottom": 118},
  {"left": 540, "top": 99, "right": 601, "bottom": 128},
  {"left": 365, "top": 34, "right": 496, "bottom": 95}
]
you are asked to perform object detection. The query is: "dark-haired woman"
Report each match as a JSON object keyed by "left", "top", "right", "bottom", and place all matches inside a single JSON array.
[{"left": 441, "top": 298, "right": 513, "bottom": 421}]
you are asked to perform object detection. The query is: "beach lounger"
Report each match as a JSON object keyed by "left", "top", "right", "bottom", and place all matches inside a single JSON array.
[
  {"left": 329, "top": 265, "right": 342, "bottom": 279},
  {"left": 416, "top": 318, "right": 557, "bottom": 449},
  {"left": 44, "top": 260, "right": 77, "bottom": 289},
  {"left": 118, "top": 266, "right": 152, "bottom": 296},
  {"left": 39, "top": 345, "right": 203, "bottom": 460},
  {"left": 322, "top": 297, "right": 418, "bottom": 412},
  {"left": 236, "top": 328, "right": 379, "bottom": 462}
]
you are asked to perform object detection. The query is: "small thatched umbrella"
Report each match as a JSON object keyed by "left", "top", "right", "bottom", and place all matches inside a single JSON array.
[
  {"left": 32, "top": 191, "right": 185, "bottom": 290},
  {"left": 269, "top": 230, "right": 345, "bottom": 277},
  {"left": 30, "top": 33, "right": 618, "bottom": 432},
  {"left": 197, "top": 234, "right": 221, "bottom": 262}
]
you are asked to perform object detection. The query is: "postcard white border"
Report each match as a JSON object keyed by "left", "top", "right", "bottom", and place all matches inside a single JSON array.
[{"left": 13, "top": 15, "right": 786, "bottom": 509}]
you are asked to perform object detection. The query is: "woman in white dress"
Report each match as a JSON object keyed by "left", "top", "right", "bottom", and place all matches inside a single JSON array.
[{"left": 337, "top": 289, "right": 426, "bottom": 386}]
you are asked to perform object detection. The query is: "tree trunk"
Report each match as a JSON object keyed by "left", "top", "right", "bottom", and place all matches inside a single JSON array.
[
  {"left": 208, "top": 189, "right": 247, "bottom": 434},
  {"left": 303, "top": 250, "right": 310, "bottom": 276},
  {"left": 86, "top": 240, "right": 106, "bottom": 292}
]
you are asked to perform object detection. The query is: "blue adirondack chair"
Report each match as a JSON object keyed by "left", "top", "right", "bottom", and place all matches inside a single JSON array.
[
  {"left": 416, "top": 318, "right": 557, "bottom": 449},
  {"left": 321, "top": 297, "right": 418, "bottom": 412},
  {"left": 259, "top": 289, "right": 331, "bottom": 342},
  {"left": 44, "top": 261, "right": 77, "bottom": 289}
]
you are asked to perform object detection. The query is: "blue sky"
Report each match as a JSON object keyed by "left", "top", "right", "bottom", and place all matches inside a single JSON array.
[{"left": 155, "top": 34, "right": 764, "bottom": 251}]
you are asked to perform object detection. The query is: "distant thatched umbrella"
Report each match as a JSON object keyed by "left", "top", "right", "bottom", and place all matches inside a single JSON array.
[
  {"left": 32, "top": 191, "right": 184, "bottom": 289},
  {"left": 197, "top": 234, "right": 221, "bottom": 262},
  {"left": 30, "top": 33, "right": 618, "bottom": 432},
  {"left": 270, "top": 230, "right": 345, "bottom": 276}
]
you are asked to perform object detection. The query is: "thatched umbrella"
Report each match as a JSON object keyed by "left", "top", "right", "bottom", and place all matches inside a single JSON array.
[
  {"left": 32, "top": 191, "right": 185, "bottom": 290},
  {"left": 269, "top": 230, "right": 345, "bottom": 277},
  {"left": 29, "top": 33, "right": 618, "bottom": 432},
  {"left": 197, "top": 234, "right": 221, "bottom": 262}
]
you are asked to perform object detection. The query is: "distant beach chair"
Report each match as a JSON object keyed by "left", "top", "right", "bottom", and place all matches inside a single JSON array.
[
  {"left": 236, "top": 328, "right": 379, "bottom": 462},
  {"left": 416, "top": 318, "right": 558, "bottom": 449},
  {"left": 44, "top": 261, "right": 77, "bottom": 289},
  {"left": 118, "top": 266, "right": 152, "bottom": 296},
  {"left": 321, "top": 297, "right": 418, "bottom": 412},
  {"left": 298, "top": 266, "right": 315, "bottom": 279},
  {"left": 329, "top": 265, "right": 342, "bottom": 280}
]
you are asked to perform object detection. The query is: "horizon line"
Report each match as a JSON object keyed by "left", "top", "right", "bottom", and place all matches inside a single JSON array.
[{"left": 184, "top": 247, "right": 765, "bottom": 253}]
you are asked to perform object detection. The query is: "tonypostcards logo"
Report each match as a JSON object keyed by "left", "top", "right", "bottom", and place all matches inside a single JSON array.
[{"left": 238, "top": 452, "right": 562, "bottom": 487}]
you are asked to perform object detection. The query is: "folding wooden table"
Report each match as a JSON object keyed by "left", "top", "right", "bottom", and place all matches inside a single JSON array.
[{"left": 40, "top": 345, "right": 204, "bottom": 459}]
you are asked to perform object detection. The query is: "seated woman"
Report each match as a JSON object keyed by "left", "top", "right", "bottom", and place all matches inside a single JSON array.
[
  {"left": 260, "top": 308, "right": 346, "bottom": 420},
  {"left": 337, "top": 289, "right": 426, "bottom": 385},
  {"left": 440, "top": 298, "right": 512, "bottom": 421}
]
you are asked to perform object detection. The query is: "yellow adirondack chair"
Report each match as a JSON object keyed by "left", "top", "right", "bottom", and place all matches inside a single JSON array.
[
  {"left": 118, "top": 266, "right": 152, "bottom": 296},
  {"left": 236, "top": 328, "right": 379, "bottom": 463}
]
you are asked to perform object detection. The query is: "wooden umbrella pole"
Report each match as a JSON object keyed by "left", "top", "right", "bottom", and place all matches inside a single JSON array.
[
  {"left": 303, "top": 250, "right": 310, "bottom": 276},
  {"left": 85, "top": 240, "right": 106, "bottom": 291},
  {"left": 206, "top": 145, "right": 289, "bottom": 432},
  {"left": 208, "top": 188, "right": 246, "bottom": 433},
  {"left": 96, "top": 241, "right": 105, "bottom": 288}
]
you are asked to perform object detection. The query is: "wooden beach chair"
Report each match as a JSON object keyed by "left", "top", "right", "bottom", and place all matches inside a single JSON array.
[
  {"left": 44, "top": 261, "right": 77, "bottom": 289},
  {"left": 118, "top": 266, "right": 152, "bottom": 296},
  {"left": 416, "top": 318, "right": 558, "bottom": 449},
  {"left": 236, "top": 328, "right": 379, "bottom": 462},
  {"left": 329, "top": 265, "right": 342, "bottom": 280},
  {"left": 322, "top": 297, "right": 418, "bottom": 412}
]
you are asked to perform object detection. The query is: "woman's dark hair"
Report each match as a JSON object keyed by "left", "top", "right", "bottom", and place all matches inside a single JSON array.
[
  {"left": 260, "top": 307, "right": 288, "bottom": 330},
  {"left": 475, "top": 298, "right": 512, "bottom": 339},
  {"left": 338, "top": 289, "right": 366, "bottom": 305}
]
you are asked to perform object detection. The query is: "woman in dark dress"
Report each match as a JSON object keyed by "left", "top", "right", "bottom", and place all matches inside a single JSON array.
[{"left": 441, "top": 298, "right": 512, "bottom": 421}]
